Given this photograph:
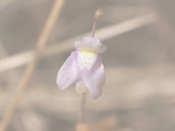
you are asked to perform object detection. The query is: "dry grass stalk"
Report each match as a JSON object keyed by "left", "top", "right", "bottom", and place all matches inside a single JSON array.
[
  {"left": 0, "top": 12, "right": 157, "bottom": 72},
  {"left": 0, "top": 0, "right": 65, "bottom": 130}
]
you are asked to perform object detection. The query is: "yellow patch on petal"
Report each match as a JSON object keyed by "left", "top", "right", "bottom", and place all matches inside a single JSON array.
[{"left": 78, "top": 51, "right": 97, "bottom": 70}]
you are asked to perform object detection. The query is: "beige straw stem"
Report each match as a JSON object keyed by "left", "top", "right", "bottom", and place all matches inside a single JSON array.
[{"left": 0, "top": 0, "right": 65, "bottom": 130}]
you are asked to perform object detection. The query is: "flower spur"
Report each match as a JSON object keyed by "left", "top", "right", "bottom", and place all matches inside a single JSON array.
[{"left": 56, "top": 9, "right": 106, "bottom": 100}]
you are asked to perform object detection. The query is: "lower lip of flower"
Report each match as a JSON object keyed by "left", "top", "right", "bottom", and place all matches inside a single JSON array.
[{"left": 78, "top": 51, "right": 97, "bottom": 70}]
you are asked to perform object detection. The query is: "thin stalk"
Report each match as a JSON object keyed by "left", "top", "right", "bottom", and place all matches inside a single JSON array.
[
  {"left": 78, "top": 93, "right": 86, "bottom": 122},
  {"left": 91, "top": 18, "right": 98, "bottom": 37}
]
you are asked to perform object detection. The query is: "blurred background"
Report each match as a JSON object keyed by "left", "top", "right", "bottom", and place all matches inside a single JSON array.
[{"left": 0, "top": 0, "right": 175, "bottom": 131}]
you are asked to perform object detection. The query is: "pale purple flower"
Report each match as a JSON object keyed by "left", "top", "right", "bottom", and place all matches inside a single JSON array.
[{"left": 56, "top": 36, "right": 106, "bottom": 99}]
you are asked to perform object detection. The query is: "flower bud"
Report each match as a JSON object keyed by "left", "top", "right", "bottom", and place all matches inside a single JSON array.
[{"left": 95, "top": 9, "right": 104, "bottom": 20}]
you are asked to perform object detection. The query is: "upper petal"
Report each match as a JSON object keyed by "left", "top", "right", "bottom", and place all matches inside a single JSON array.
[
  {"left": 56, "top": 51, "right": 79, "bottom": 90},
  {"left": 82, "top": 57, "right": 105, "bottom": 100},
  {"left": 74, "top": 37, "right": 106, "bottom": 54}
]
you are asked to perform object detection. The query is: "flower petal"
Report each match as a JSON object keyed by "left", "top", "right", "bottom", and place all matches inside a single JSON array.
[
  {"left": 78, "top": 51, "right": 97, "bottom": 70},
  {"left": 56, "top": 51, "right": 79, "bottom": 90},
  {"left": 82, "top": 59, "right": 105, "bottom": 100},
  {"left": 74, "top": 37, "right": 107, "bottom": 54}
]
